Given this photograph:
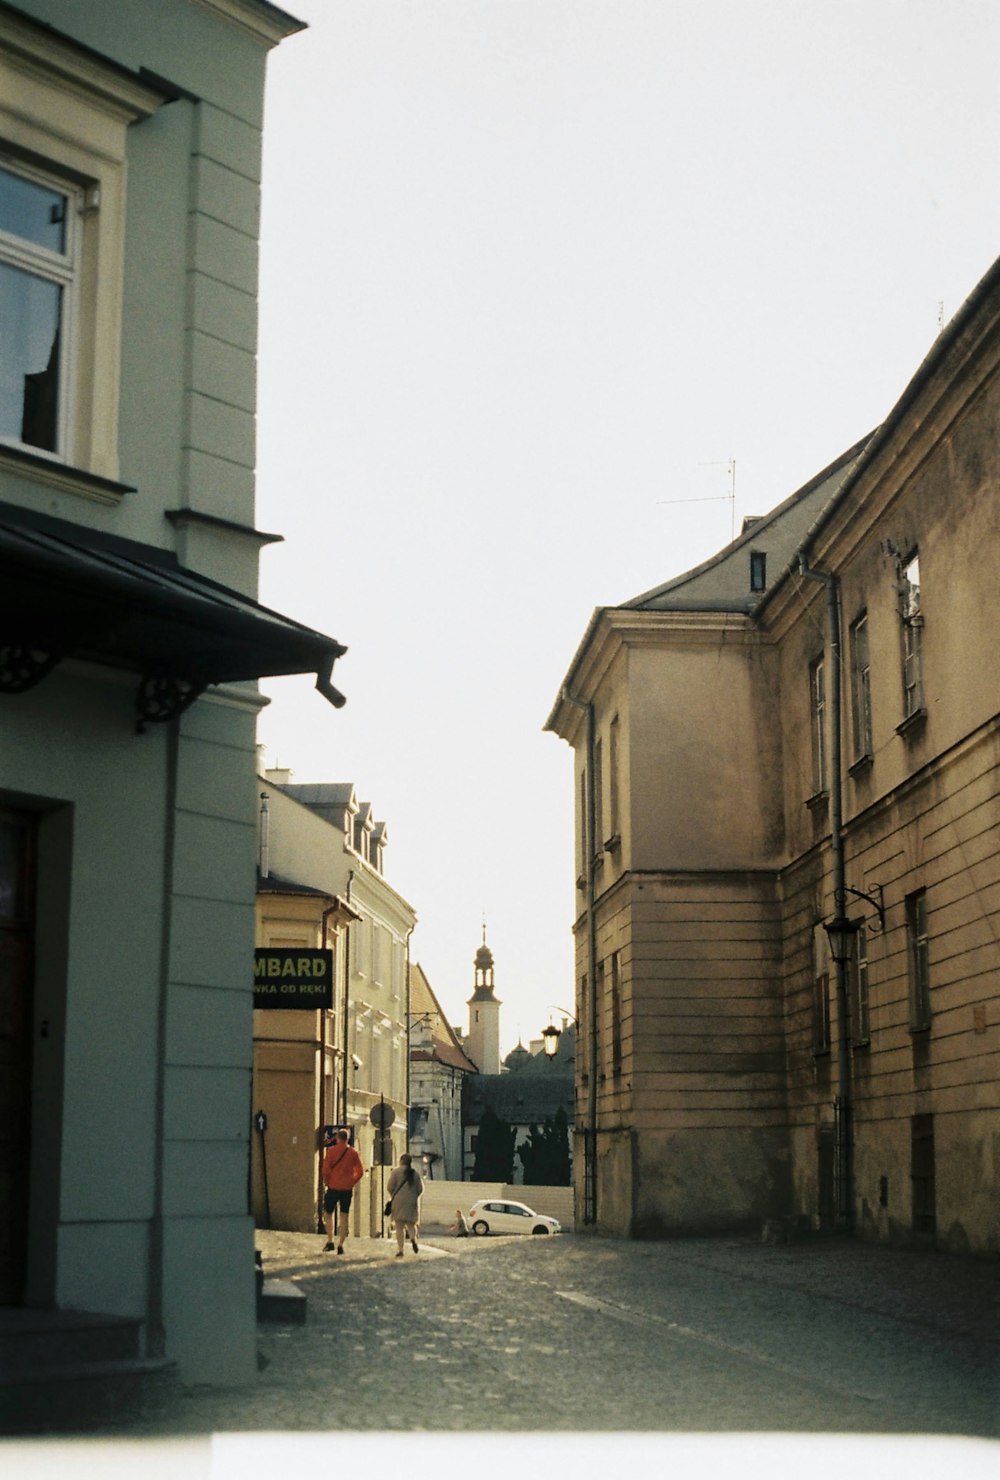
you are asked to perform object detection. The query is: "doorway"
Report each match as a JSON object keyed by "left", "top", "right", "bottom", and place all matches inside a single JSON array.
[{"left": 0, "top": 808, "right": 36, "bottom": 1304}]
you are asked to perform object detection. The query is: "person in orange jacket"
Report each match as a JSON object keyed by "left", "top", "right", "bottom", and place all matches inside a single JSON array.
[{"left": 321, "top": 1128, "right": 365, "bottom": 1254}]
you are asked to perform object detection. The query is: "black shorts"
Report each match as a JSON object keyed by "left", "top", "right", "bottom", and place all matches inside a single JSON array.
[{"left": 323, "top": 1188, "right": 353, "bottom": 1215}]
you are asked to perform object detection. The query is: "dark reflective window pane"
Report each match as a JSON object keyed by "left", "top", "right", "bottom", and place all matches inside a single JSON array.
[
  {"left": 0, "top": 261, "right": 62, "bottom": 451},
  {"left": 0, "top": 165, "right": 66, "bottom": 254}
]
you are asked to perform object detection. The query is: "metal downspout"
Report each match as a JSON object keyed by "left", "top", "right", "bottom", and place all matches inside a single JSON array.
[
  {"left": 403, "top": 923, "right": 414, "bottom": 1152},
  {"left": 148, "top": 718, "right": 180, "bottom": 1359},
  {"left": 798, "top": 555, "right": 854, "bottom": 1232},
  {"left": 318, "top": 902, "right": 340, "bottom": 1229},
  {"left": 561, "top": 686, "right": 598, "bottom": 1226},
  {"left": 341, "top": 871, "right": 355, "bottom": 1126}
]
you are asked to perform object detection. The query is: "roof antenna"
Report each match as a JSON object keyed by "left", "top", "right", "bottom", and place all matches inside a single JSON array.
[{"left": 659, "top": 456, "right": 736, "bottom": 541}]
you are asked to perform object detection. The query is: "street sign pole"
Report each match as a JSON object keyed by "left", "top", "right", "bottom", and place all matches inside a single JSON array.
[{"left": 254, "top": 1110, "right": 270, "bottom": 1230}]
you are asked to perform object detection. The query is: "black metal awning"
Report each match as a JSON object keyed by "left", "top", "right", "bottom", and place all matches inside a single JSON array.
[{"left": 0, "top": 503, "right": 347, "bottom": 729}]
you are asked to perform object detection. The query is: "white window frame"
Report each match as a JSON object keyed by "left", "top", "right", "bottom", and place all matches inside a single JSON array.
[
  {"left": 0, "top": 156, "right": 80, "bottom": 460},
  {"left": 0, "top": 10, "right": 162, "bottom": 485}
]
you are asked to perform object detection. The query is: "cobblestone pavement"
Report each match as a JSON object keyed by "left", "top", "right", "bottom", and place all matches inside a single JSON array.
[{"left": 101, "top": 1227, "right": 997, "bottom": 1441}]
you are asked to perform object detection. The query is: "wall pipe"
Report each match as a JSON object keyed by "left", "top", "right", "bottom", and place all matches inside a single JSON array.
[
  {"left": 561, "top": 685, "right": 598, "bottom": 1225},
  {"left": 798, "top": 554, "right": 855, "bottom": 1232}
]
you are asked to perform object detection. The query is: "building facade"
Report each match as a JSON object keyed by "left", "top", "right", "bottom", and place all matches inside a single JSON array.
[
  {"left": 546, "top": 256, "right": 1000, "bottom": 1254},
  {"left": 0, "top": 0, "right": 347, "bottom": 1394},
  {"left": 253, "top": 773, "right": 416, "bottom": 1236},
  {"left": 408, "top": 961, "right": 477, "bottom": 1181}
]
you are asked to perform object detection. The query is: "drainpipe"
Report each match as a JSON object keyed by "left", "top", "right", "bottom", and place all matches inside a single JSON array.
[
  {"left": 147, "top": 719, "right": 180, "bottom": 1359},
  {"left": 317, "top": 901, "right": 341, "bottom": 1229},
  {"left": 403, "top": 923, "right": 415, "bottom": 1153},
  {"left": 341, "top": 871, "right": 355, "bottom": 1126},
  {"left": 561, "top": 685, "right": 598, "bottom": 1226},
  {"left": 798, "top": 554, "right": 854, "bottom": 1232},
  {"left": 258, "top": 793, "right": 269, "bottom": 879}
]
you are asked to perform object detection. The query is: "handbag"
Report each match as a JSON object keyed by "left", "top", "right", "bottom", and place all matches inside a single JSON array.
[{"left": 384, "top": 1196, "right": 394, "bottom": 1217}]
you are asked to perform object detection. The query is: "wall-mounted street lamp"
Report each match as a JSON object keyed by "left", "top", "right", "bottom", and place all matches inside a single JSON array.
[
  {"left": 824, "top": 915, "right": 861, "bottom": 967},
  {"left": 541, "top": 1006, "right": 577, "bottom": 1058},
  {"left": 541, "top": 1024, "right": 561, "bottom": 1058}
]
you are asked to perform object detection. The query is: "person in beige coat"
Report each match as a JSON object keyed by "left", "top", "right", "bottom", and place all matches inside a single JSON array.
[{"left": 386, "top": 1152, "right": 424, "bottom": 1257}]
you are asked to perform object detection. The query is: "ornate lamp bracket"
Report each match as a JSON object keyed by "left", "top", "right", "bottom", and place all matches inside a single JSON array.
[{"left": 844, "top": 883, "right": 885, "bottom": 933}]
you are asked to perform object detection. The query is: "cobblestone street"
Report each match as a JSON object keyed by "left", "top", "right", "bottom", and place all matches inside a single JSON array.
[
  {"left": 69, "top": 1230, "right": 1000, "bottom": 1436},
  {"left": 6, "top": 1229, "right": 998, "bottom": 1477}
]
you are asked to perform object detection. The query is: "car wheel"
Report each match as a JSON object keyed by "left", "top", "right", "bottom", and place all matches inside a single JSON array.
[
  {"left": 472, "top": 1220, "right": 489, "bottom": 1236},
  {"left": 531, "top": 1225, "right": 550, "bottom": 1235}
]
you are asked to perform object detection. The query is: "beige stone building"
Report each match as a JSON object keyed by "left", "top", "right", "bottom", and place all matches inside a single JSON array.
[
  {"left": 251, "top": 773, "right": 415, "bottom": 1237},
  {"left": 408, "top": 961, "right": 477, "bottom": 1181},
  {"left": 546, "top": 255, "right": 1000, "bottom": 1254}
]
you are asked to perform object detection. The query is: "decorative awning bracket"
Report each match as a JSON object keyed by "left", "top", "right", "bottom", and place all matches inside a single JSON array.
[
  {"left": 136, "top": 673, "right": 206, "bottom": 733},
  {"left": 0, "top": 644, "right": 63, "bottom": 693}
]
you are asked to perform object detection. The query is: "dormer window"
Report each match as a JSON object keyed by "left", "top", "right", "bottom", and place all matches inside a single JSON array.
[{"left": 750, "top": 550, "right": 767, "bottom": 592}]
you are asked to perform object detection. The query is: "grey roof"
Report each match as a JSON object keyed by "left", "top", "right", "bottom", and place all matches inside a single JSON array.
[
  {"left": 463, "top": 1073, "right": 574, "bottom": 1128},
  {"left": 281, "top": 783, "right": 356, "bottom": 807},
  {"left": 624, "top": 437, "right": 871, "bottom": 615}
]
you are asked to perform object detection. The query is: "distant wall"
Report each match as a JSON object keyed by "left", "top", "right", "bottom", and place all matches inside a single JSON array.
[{"left": 419, "top": 1179, "right": 574, "bottom": 1230}]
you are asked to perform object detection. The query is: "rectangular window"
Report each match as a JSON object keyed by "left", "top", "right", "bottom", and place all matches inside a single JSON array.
[
  {"left": 812, "top": 924, "right": 831, "bottom": 1056},
  {"left": 608, "top": 714, "right": 620, "bottom": 844},
  {"left": 906, "top": 889, "right": 931, "bottom": 1030},
  {"left": 851, "top": 924, "right": 870, "bottom": 1046},
  {"left": 596, "top": 957, "right": 606, "bottom": 1076},
  {"left": 578, "top": 973, "right": 589, "bottom": 1085},
  {"left": 911, "top": 1113, "right": 936, "bottom": 1234},
  {"left": 849, "top": 612, "right": 873, "bottom": 759},
  {"left": 750, "top": 550, "right": 767, "bottom": 592},
  {"left": 577, "top": 767, "right": 588, "bottom": 884},
  {"left": 592, "top": 737, "right": 604, "bottom": 860},
  {"left": 610, "top": 950, "right": 622, "bottom": 1077},
  {"left": 0, "top": 159, "right": 76, "bottom": 456},
  {"left": 810, "top": 656, "right": 827, "bottom": 794},
  {"left": 900, "top": 553, "right": 924, "bottom": 718}
]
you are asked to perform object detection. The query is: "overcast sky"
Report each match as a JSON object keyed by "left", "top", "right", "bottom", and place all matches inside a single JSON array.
[{"left": 253, "top": 0, "right": 1000, "bottom": 1050}]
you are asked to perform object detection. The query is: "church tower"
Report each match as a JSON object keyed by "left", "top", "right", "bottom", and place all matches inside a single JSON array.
[{"left": 466, "top": 925, "right": 501, "bottom": 1075}]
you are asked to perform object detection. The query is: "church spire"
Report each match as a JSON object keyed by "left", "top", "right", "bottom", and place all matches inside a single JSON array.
[{"left": 467, "top": 924, "right": 501, "bottom": 1074}]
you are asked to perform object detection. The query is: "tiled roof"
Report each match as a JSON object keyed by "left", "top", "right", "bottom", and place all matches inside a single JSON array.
[{"left": 409, "top": 962, "right": 478, "bottom": 1075}]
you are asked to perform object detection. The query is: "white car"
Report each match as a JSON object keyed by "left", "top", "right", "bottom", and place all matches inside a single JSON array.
[{"left": 467, "top": 1199, "right": 561, "bottom": 1236}]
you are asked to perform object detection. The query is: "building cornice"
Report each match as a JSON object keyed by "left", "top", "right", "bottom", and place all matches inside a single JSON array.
[
  {"left": 546, "top": 607, "right": 758, "bottom": 742},
  {"left": 189, "top": 0, "right": 306, "bottom": 47},
  {"left": 0, "top": 3, "right": 170, "bottom": 120}
]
